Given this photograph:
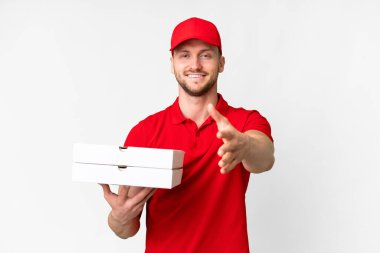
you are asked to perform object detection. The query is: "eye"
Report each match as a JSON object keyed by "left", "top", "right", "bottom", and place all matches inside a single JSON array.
[
  {"left": 179, "top": 53, "right": 190, "bottom": 59},
  {"left": 200, "top": 53, "right": 211, "bottom": 59}
]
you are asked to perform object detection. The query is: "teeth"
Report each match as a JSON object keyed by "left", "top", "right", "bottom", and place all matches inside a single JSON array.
[{"left": 188, "top": 74, "right": 203, "bottom": 78}]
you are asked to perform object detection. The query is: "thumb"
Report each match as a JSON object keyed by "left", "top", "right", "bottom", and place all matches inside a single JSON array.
[{"left": 208, "top": 104, "right": 227, "bottom": 129}]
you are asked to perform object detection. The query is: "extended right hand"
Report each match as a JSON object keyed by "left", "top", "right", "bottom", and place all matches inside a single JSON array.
[{"left": 100, "top": 184, "right": 156, "bottom": 225}]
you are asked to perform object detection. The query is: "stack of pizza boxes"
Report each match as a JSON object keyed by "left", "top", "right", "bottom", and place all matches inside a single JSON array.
[{"left": 72, "top": 144, "right": 184, "bottom": 189}]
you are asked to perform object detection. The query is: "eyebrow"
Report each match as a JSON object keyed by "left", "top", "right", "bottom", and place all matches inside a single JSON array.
[{"left": 175, "top": 48, "right": 215, "bottom": 54}]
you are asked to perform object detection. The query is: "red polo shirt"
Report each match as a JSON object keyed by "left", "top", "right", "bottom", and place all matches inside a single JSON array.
[{"left": 124, "top": 94, "right": 272, "bottom": 253}]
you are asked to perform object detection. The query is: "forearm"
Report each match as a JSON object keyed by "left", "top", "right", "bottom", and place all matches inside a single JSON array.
[
  {"left": 108, "top": 211, "right": 140, "bottom": 239},
  {"left": 242, "top": 130, "right": 275, "bottom": 173}
]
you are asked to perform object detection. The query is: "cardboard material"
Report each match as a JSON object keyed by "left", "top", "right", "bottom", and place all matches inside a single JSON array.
[
  {"left": 72, "top": 163, "right": 183, "bottom": 188},
  {"left": 72, "top": 143, "right": 185, "bottom": 189},
  {"left": 73, "top": 143, "right": 184, "bottom": 169}
]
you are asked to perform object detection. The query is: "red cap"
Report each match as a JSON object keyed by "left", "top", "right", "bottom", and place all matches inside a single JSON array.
[{"left": 170, "top": 17, "right": 222, "bottom": 54}]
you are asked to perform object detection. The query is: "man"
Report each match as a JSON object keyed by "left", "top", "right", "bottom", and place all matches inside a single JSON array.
[{"left": 100, "top": 17, "right": 275, "bottom": 252}]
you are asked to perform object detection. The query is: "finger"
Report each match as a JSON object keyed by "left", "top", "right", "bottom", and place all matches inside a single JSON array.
[
  {"left": 218, "top": 152, "right": 234, "bottom": 168},
  {"left": 128, "top": 187, "right": 155, "bottom": 207},
  {"left": 99, "top": 184, "right": 117, "bottom": 204},
  {"left": 217, "top": 143, "right": 230, "bottom": 156},
  {"left": 217, "top": 143, "right": 236, "bottom": 157},
  {"left": 145, "top": 188, "right": 156, "bottom": 201},
  {"left": 132, "top": 204, "right": 145, "bottom": 217},
  {"left": 207, "top": 104, "right": 228, "bottom": 129},
  {"left": 133, "top": 189, "right": 156, "bottom": 211},
  {"left": 220, "top": 159, "right": 239, "bottom": 174},
  {"left": 217, "top": 145, "right": 225, "bottom": 157},
  {"left": 116, "top": 185, "right": 131, "bottom": 206},
  {"left": 100, "top": 183, "right": 111, "bottom": 195},
  {"left": 130, "top": 189, "right": 155, "bottom": 215},
  {"left": 127, "top": 186, "right": 144, "bottom": 197},
  {"left": 118, "top": 185, "right": 131, "bottom": 200}
]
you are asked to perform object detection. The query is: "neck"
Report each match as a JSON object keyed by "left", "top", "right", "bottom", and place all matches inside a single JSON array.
[{"left": 178, "top": 88, "right": 218, "bottom": 128}]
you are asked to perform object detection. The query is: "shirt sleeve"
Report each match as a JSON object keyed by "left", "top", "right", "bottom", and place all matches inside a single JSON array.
[
  {"left": 243, "top": 110, "right": 273, "bottom": 142},
  {"left": 123, "top": 121, "right": 148, "bottom": 147}
]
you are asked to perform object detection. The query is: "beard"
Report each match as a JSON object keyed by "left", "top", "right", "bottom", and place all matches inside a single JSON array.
[{"left": 174, "top": 70, "right": 219, "bottom": 97}]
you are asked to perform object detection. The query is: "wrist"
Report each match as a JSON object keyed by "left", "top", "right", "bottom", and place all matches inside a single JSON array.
[
  {"left": 241, "top": 133, "right": 254, "bottom": 164},
  {"left": 243, "top": 133, "right": 253, "bottom": 155},
  {"left": 108, "top": 211, "right": 140, "bottom": 239}
]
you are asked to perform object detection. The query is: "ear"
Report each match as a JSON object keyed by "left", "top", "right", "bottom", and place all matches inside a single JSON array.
[
  {"left": 218, "top": 56, "right": 225, "bottom": 73},
  {"left": 170, "top": 56, "right": 174, "bottom": 74}
]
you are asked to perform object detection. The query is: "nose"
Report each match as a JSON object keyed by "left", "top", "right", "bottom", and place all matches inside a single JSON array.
[{"left": 189, "top": 56, "right": 202, "bottom": 71}]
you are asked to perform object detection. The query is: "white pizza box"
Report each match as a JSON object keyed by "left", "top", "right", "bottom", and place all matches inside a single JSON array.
[
  {"left": 73, "top": 143, "right": 184, "bottom": 169},
  {"left": 72, "top": 163, "right": 183, "bottom": 189}
]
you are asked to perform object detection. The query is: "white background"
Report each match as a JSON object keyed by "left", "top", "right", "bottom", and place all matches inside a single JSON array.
[{"left": 1, "top": 0, "right": 379, "bottom": 252}]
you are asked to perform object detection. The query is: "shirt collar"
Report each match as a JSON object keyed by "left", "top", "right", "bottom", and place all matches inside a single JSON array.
[{"left": 171, "top": 93, "right": 229, "bottom": 125}]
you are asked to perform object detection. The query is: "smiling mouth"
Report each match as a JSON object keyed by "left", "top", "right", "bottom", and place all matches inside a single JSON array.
[{"left": 186, "top": 73, "right": 206, "bottom": 78}]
